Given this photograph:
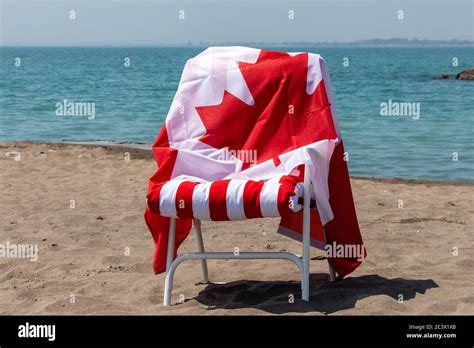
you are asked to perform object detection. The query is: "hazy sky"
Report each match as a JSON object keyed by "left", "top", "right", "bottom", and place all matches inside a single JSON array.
[{"left": 1, "top": 0, "right": 472, "bottom": 46}]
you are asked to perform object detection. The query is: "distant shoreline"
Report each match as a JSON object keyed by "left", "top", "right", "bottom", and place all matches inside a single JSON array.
[
  {"left": 1, "top": 44, "right": 473, "bottom": 49},
  {"left": 1, "top": 39, "right": 473, "bottom": 49},
  {"left": 2, "top": 140, "right": 472, "bottom": 185}
]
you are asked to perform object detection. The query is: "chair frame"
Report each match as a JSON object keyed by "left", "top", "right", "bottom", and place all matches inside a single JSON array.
[{"left": 163, "top": 164, "right": 335, "bottom": 306}]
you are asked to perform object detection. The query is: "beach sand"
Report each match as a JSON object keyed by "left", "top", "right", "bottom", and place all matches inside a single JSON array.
[{"left": 0, "top": 142, "right": 472, "bottom": 315}]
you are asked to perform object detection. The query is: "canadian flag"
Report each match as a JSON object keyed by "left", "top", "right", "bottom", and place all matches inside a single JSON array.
[{"left": 145, "top": 47, "right": 366, "bottom": 278}]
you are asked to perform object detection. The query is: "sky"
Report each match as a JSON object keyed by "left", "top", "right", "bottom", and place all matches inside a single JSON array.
[{"left": 0, "top": 0, "right": 472, "bottom": 46}]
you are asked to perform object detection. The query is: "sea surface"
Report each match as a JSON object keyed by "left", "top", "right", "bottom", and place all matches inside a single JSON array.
[{"left": 0, "top": 46, "right": 473, "bottom": 181}]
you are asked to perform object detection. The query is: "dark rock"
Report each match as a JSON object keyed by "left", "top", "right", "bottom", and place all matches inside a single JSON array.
[
  {"left": 264, "top": 243, "right": 275, "bottom": 250},
  {"left": 456, "top": 67, "right": 474, "bottom": 80},
  {"left": 435, "top": 74, "right": 451, "bottom": 80}
]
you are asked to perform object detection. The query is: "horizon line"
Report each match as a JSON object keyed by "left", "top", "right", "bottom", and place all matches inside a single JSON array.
[{"left": 1, "top": 40, "right": 473, "bottom": 48}]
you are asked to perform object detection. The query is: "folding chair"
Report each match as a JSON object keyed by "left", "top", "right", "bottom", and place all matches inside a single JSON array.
[{"left": 163, "top": 163, "right": 336, "bottom": 306}]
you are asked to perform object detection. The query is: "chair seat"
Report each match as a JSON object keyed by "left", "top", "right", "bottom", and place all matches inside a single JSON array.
[{"left": 147, "top": 175, "right": 306, "bottom": 221}]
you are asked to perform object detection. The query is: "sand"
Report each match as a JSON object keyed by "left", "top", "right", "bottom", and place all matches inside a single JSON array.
[{"left": 0, "top": 141, "right": 472, "bottom": 315}]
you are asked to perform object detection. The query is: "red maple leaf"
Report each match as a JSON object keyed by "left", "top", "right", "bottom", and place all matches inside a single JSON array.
[{"left": 196, "top": 50, "right": 338, "bottom": 170}]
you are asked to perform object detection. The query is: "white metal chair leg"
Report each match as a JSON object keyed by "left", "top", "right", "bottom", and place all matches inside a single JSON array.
[
  {"left": 301, "top": 164, "right": 311, "bottom": 301},
  {"left": 163, "top": 217, "right": 176, "bottom": 306},
  {"left": 194, "top": 219, "right": 209, "bottom": 283},
  {"left": 328, "top": 263, "right": 336, "bottom": 282},
  {"left": 163, "top": 251, "right": 303, "bottom": 307},
  {"left": 163, "top": 164, "right": 313, "bottom": 305}
]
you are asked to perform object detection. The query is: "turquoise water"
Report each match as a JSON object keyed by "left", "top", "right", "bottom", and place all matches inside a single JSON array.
[{"left": 0, "top": 47, "right": 473, "bottom": 181}]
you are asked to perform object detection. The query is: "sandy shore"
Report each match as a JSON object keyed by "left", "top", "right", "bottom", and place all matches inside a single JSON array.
[{"left": 0, "top": 141, "right": 472, "bottom": 315}]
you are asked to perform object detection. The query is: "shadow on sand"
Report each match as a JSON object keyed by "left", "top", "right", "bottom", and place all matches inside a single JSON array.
[{"left": 193, "top": 274, "right": 438, "bottom": 314}]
